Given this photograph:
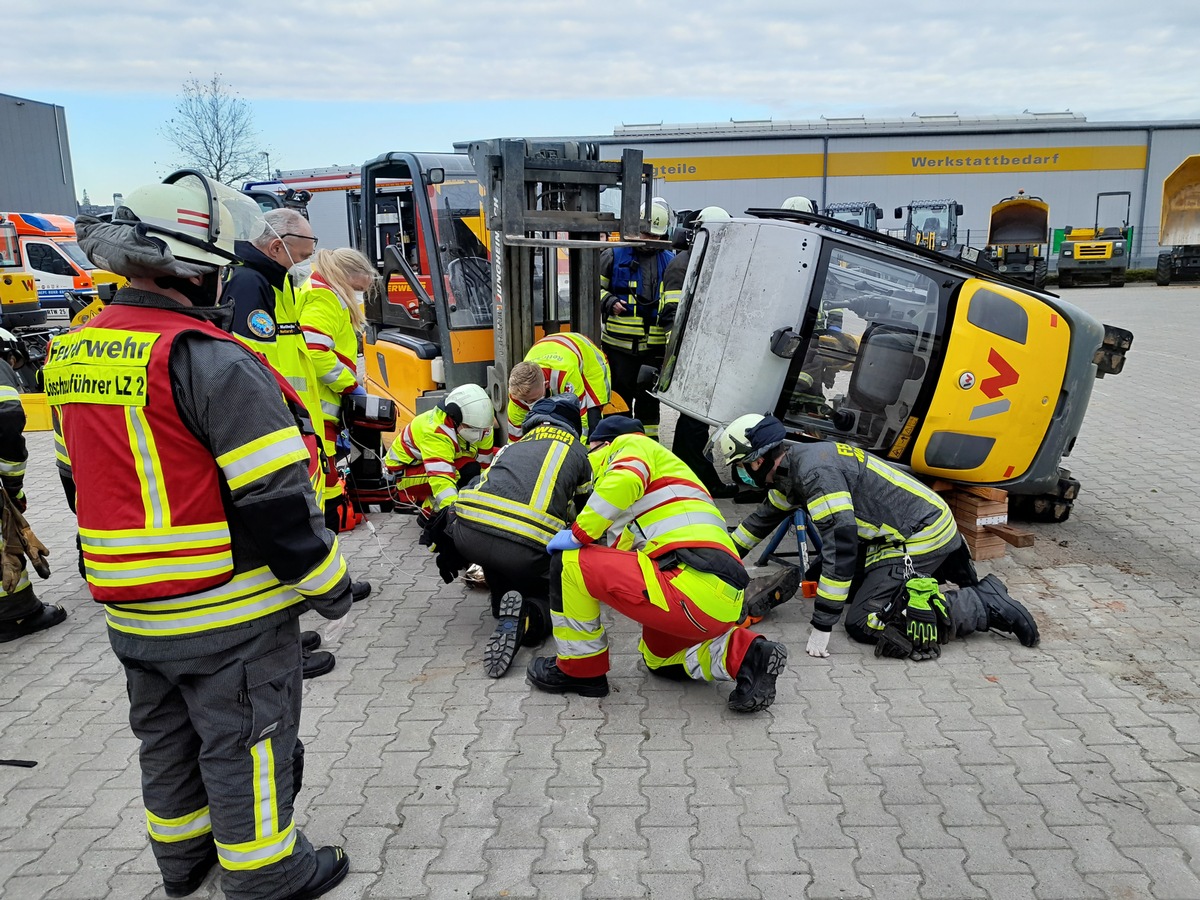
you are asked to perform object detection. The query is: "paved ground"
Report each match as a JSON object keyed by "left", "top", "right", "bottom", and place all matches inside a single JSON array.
[{"left": 1, "top": 282, "right": 1198, "bottom": 899}]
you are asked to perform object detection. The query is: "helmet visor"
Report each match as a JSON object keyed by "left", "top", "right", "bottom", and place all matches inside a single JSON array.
[{"left": 162, "top": 170, "right": 265, "bottom": 252}]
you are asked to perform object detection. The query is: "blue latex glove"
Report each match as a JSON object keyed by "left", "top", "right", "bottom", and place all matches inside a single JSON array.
[
  {"left": 335, "top": 430, "right": 352, "bottom": 455},
  {"left": 350, "top": 384, "right": 368, "bottom": 396},
  {"left": 546, "top": 528, "right": 583, "bottom": 554}
]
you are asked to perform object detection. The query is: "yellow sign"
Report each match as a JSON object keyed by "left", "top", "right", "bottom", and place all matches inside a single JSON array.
[
  {"left": 642, "top": 145, "right": 1147, "bottom": 182},
  {"left": 44, "top": 328, "right": 158, "bottom": 407}
]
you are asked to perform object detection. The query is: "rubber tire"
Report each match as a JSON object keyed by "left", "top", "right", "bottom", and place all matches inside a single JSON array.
[
  {"left": 1110, "top": 272, "right": 1125, "bottom": 288},
  {"left": 1156, "top": 254, "right": 1173, "bottom": 286},
  {"left": 1057, "top": 271, "right": 1073, "bottom": 288},
  {"left": 1033, "top": 258, "right": 1048, "bottom": 291}
]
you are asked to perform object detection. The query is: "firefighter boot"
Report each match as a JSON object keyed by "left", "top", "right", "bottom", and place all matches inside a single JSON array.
[
  {"left": 741, "top": 567, "right": 802, "bottom": 626},
  {"left": 302, "top": 649, "right": 336, "bottom": 679},
  {"left": 484, "top": 591, "right": 523, "bottom": 679},
  {"left": 350, "top": 581, "right": 372, "bottom": 603},
  {"left": 281, "top": 846, "right": 350, "bottom": 900},
  {"left": 727, "top": 638, "right": 788, "bottom": 712},
  {"left": 162, "top": 844, "right": 218, "bottom": 898},
  {"left": 975, "top": 574, "right": 1040, "bottom": 647},
  {"left": 0, "top": 603, "right": 66, "bottom": 643},
  {"left": 526, "top": 656, "right": 610, "bottom": 698}
]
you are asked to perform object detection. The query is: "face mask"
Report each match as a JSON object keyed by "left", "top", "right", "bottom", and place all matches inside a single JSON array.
[
  {"left": 459, "top": 425, "right": 485, "bottom": 444},
  {"left": 289, "top": 261, "right": 313, "bottom": 284},
  {"left": 736, "top": 466, "right": 758, "bottom": 487},
  {"left": 739, "top": 460, "right": 771, "bottom": 488}
]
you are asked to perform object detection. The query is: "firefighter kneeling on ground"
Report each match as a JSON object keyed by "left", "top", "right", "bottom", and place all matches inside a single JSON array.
[
  {"left": 506, "top": 331, "right": 611, "bottom": 442},
  {"left": 526, "top": 415, "right": 792, "bottom": 712},
  {"left": 50, "top": 172, "right": 351, "bottom": 899},
  {"left": 421, "top": 394, "right": 594, "bottom": 678},
  {"left": 717, "top": 414, "right": 1040, "bottom": 662},
  {"left": 383, "top": 383, "right": 497, "bottom": 515}
]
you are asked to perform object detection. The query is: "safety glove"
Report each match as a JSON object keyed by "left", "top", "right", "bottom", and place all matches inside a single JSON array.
[
  {"left": 874, "top": 622, "right": 913, "bottom": 659},
  {"left": 904, "top": 576, "right": 948, "bottom": 659}
]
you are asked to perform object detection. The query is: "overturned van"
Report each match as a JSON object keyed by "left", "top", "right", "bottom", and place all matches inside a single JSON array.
[{"left": 655, "top": 210, "right": 1132, "bottom": 516}]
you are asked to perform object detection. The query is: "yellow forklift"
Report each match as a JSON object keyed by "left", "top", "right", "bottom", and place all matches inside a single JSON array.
[{"left": 985, "top": 190, "right": 1050, "bottom": 290}]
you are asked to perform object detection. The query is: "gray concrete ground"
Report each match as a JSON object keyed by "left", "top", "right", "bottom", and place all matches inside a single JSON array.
[{"left": 1, "top": 282, "right": 1198, "bottom": 899}]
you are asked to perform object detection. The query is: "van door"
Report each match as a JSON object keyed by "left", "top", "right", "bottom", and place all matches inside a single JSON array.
[{"left": 20, "top": 239, "right": 82, "bottom": 322}]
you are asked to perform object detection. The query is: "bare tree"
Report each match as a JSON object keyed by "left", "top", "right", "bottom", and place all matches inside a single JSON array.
[{"left": 161, "top": 75, "right": 269, "bottom": 186}]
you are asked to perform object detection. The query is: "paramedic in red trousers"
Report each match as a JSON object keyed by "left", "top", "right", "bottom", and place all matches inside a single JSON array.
[
  {"left": 598, "top": 201, "right": 675, "bottom": 440},
  {"left": 527, "top": 415, "right": 789, "bottom": 712},
  {"left": 50, "top": 173, "right": 351, "bottom": 900},
  {"left": 718, "top": 414, "right": 1040, "bottom": 661}
]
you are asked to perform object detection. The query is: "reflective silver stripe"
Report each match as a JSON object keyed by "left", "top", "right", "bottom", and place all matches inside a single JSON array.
[
  {"left": 319, "top": 362, "right": 352, "bottom": 385},
  {"left": 551, "top": 611, "right": 604, "bottom": 634},
  {"left": 285, "top": 375, "right": 309, "bottom": 393},
  {"left": 768, "top": 489, "right": 791, "bottom": 511},
  {"left": 554, "top": 635, "right": 609, "bottom": 657},
  {"left": 817, "top": 577, "right": 851, "bottom": 602},
  {"left": 81, "top": 525, "right": 230, "bottom": 550},
  {"left": 424, "top": 462, "right": 457, "bottom": 477},
  {"left": 320, "top": 399, "right": 342, "bottom": 418},
  {"left": 731, "top": 524, "right": 759, "bottom": 550},
  {"left": 808, "top": 491, "right": 853, "bottom": 521},
  {"left": 611, "top": 457, "right": 650, "bottom": 483},
  {"left": 0, "top": 458, "right": 25, "bottom": 475},
  {"left": 105, "top": 586, "right": 302, "bottom": 634},
  {"left": 0, "top": 385, "right": 19, "bottom": 401},
  {"left": 585, "top": 493, "right": 625, "bottom": 523},
  {"left": 220, "top": 433, "right": 309, "bottom": 486},
  {"left": 640, "top": 509, "right": 728, "bottom": 540},
  {"left": 303, "top": 331, "right": 334, "bottom": 350},
  {"left": 530, "top": 441, "right": 568, "bottom": 511},
  {"left": 86, "top": 554, "right": 233, "bottom": 580},
  {"left": 215, "top": 821, "right": 297, "bottom": 870},
  {"left": 458, "top": 491, "right": 563, "bottom": 531},
  {"left": 432, "top": 487, "right": 457, "bottom": 508},
  {"left": 253, "top": 738, "right": 276, "bottom": 839},
  {"left": 127, "top": 407, "right": 166, "bottom": 529},
  {"left": 685, "top": 630, "right": 735, "bottom": 681},
  {"left": 627, "top": 483, "right": 713, "bottom": 517},
  {"left": 291, "top": 543, "right": 345, "bottom": 595},
  {"left": 147, "top": 808, "right": 212, "bottom": 842},
  {"left": 455, "top": 505, "right": 557, "bottom": 544}
]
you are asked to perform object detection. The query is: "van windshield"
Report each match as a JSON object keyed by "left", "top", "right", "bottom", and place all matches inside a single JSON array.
[
  {"left": 0, "top": 225, "right": 19, "bottom": 267},
  {"left": 56, "top": 240, "right": 95, "bottom": 271}
]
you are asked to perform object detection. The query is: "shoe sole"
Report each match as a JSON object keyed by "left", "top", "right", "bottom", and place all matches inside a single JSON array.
[
  {"left": 525, "top": 675, "right": 610, "bottom": 697},
  {"left": 742, "top": 567, "right": 802, "bottom": 624},
  {"left": 979, "top": 576, "right": 1041, "bottom": 647},
  {"left": 728, "top": 642, "right": 788, "bottom": 713},
  {"left": 484, "top": 591, "right": 523, "bottom": 678}
]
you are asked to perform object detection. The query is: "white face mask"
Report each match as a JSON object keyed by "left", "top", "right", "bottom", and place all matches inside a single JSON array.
[
  {"left": 459, "top": 425, "right": 486, "bottom": 444},
  {"left": 289, "top": 261, "right": 313, "bottom": 283}
]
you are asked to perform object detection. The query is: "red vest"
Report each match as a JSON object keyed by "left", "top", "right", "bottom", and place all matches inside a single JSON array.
[{"left": 46, "top": 303, "right": 318, "bottom": 603}]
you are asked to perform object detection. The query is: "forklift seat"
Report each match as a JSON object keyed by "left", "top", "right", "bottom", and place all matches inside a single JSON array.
[
  {"left": 846, "top": 323, "right": 924, "bottom": 413},
  {"left": 921, "top": 217, "right": 942, "bottom": 234}
]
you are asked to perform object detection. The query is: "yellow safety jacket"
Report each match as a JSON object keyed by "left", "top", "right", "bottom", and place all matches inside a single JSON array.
[
  {"left": 384, "top": 406, "right": 496, "bottom": 511},
  {"left": 506, "top": 332, "right": 611, "bottom": 441}
]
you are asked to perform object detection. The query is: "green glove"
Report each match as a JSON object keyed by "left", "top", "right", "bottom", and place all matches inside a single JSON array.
[{"left": 904, "top": 576, "right": 948, "bottom": 660}]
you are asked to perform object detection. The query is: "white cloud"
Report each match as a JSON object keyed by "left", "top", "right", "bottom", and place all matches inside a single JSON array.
[{"left": 8, "top": 0, "right": 1199, "bottom": 119}]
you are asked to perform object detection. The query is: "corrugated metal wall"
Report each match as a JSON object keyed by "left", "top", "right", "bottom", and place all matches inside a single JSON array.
[
  {"left": 0, "top": 93, "right": 77, "bottom": 215},
  {"left": 594, "top": 121, "right": 1200, "bottom": 267}
]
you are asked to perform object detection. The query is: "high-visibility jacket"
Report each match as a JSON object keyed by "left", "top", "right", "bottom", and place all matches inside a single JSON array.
[
  {"left": 730, "top": 441, "right": 959, "bottom": 632},
  {"left": 384, "top": 406, "right": 496, "bottom": 511},
  {"left": 297, "top": 273, "right": 361, "bottom": 503},
  {"left": 45, "top": 298, "right": 347, "bottom": 634},
  {"left": 506, "top": 332, "right": 611, "bottom": 442},
  {"left": 599, "top": 246, "right": 675, "bottom": 354},
  {"left": 456, "top": 417, "right": 593, "bottom": 550},
  {"left": 225, "top": 243, "right": 325, "bottom": 452},
  {"left": 572, "top": 433, "right": 739, "bottom": 562}
]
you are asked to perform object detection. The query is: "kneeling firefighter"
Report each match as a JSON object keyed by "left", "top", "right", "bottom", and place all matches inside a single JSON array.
[
  {"left": 718, "top": 414, "right": 1040, "bottom": 662},
  {"left": 421, "top": 394, "right": 594, "bottom": 677}
]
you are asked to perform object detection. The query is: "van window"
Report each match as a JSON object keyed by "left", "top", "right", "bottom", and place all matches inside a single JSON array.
[
  {"left": 56, "top": 240, "right": 96, "bottom": 271},
  {"left": 25, "top": 242, "right": 76, "bottom": 277}
]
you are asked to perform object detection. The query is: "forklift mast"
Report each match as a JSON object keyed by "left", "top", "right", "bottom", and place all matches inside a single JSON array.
[{"left": 467, "top": 139, "right": 657, "bottom": 412}]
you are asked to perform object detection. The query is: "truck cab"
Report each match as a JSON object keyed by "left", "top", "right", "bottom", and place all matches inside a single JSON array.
[
  {"left": 655, "top": 210, "right": 1130, "bottom": 498},
  {"left": 823, "top": 201, "right": 882, "bottom": 231},
  {"left": 0, "top": 213, "right": 125, "bottom": 323}
]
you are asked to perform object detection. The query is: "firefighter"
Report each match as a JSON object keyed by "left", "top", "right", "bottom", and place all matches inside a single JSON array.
[
  {"left": 505, "top": 332, "right": 611, "bottom": 442},
  {"left": 781, "top": 196, "right": 817, "bottom": 213},
  {"left": 0, "top": 328, "right": 64, "bottom": 642},
  {"left": 422, "top": 394, "right": 594, "bottom": 677},
  {"left": 297, "top": 247, "right": 376, "bottom": 530},
  {"left": 717, "top": 414, "right": 1040, "bottom": 661},
  {"left": 527, "top": 416, "right": 789, "bottom": 712},
  {"left": 384, "top": 383, "right": 497, "bottom": 514},
  {"left": 598, "top": 201, "right": 675, "bottom": 440},
  {"left": 54, "top": 173, "right": 350, "bottom": 900},
  {"left": 224, "top": 211, "right": 370, "bottom": 670},
  {"left": 661, "top": 206, "right": 737, "bottom": 497}
]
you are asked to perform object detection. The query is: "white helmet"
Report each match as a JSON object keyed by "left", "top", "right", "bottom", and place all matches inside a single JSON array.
[
  {"left": 116, "top": 170, "right": 265, "bottom": 268},
  {"left": 695, "top": 206, "right": 731, "bottom": 225},
  {"left": 714, "top": 413, "right": 786, "bottom": 468},
  {"left": 781, "top": 196, "right": 817, "bottom": 214},
  {"left": 442, "top": 383, "right": 494, "bottom": 441},
  {"left": 643, "top": 200, "right": 671, "bottom": 237}
]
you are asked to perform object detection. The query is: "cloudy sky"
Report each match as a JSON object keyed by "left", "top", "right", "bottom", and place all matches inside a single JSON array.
[{"left": 6, "top": 0, "right": 1197, "bottom": 202}]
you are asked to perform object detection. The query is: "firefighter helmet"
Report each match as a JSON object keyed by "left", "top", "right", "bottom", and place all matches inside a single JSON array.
[
  {"left": 643, "top": 201, "right": 671, "bottom": 237},
  {"left": 696, "top": 206, "right": 732, "bottom": 225},
  {"left": 441, "top": 383, "right": 494, "bottom": 442},
  {"left": 781, "top": 196, "right": 817, "bottom": 214},
  {"left": 715, "top": 414, "right": 787, "bottom": 468}
]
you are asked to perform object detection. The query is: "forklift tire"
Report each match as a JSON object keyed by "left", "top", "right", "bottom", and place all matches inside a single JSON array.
[{"left": 1156, "top": 254, "right": 1173, "bottom": 286}]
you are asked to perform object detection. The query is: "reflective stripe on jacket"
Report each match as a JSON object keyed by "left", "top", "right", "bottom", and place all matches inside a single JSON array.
[
  {"left": 600, "top": 247, "right": 674, "bottom": 354},
  {"left": 506, "top": 333, "right": 611, "bottom": 441}
]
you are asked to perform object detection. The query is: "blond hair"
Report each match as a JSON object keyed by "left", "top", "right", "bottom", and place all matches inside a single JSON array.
[
  {"left": 312, "top": 247, "right": 375, "bottom": 332},
  {"left": 508, "top": 361, "right": 545, "bottom": 401}
]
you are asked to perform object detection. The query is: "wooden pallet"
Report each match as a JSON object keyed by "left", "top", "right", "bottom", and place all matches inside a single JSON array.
[{"left": 930, "top": 482, "right": 1035, "bottom": 561}]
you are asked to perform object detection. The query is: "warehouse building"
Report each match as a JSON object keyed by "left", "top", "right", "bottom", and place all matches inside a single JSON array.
[
  {"left": 0, "top": 92, "right": 78, "bottom": 215},
  {"left": 586, "top": 112, "right": 1200, "bottom": 268}
]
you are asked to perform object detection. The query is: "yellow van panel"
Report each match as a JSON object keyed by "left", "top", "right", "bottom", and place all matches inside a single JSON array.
[{"left": 912, "top": 279, "right": 1069, "bottom": 483}]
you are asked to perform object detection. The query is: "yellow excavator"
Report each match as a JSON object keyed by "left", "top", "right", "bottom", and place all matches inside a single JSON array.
[{"left": 1155, "top": 155, "right": 1200, "bottom": 286}]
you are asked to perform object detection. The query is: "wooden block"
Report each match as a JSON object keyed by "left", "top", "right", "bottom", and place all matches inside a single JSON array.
[
  {"left": 954, "top": 494, "right": 1008, "bottom": 517},
  {"left": 963, "top": 531, "right": 1007, "bottom": 560},
  {"left": 958, "top": 485, "right": 1008, "bottom": 501},
  {"left": 985, "top": 523, "right": 1035, "bottom": 548},
  {"left": 930, "top": 479, "right": 958, "bottom": 493}
]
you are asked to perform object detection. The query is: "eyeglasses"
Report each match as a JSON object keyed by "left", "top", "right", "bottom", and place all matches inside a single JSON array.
[{"left": 279, "top": 233, "right": 318, "bottom": 246}]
